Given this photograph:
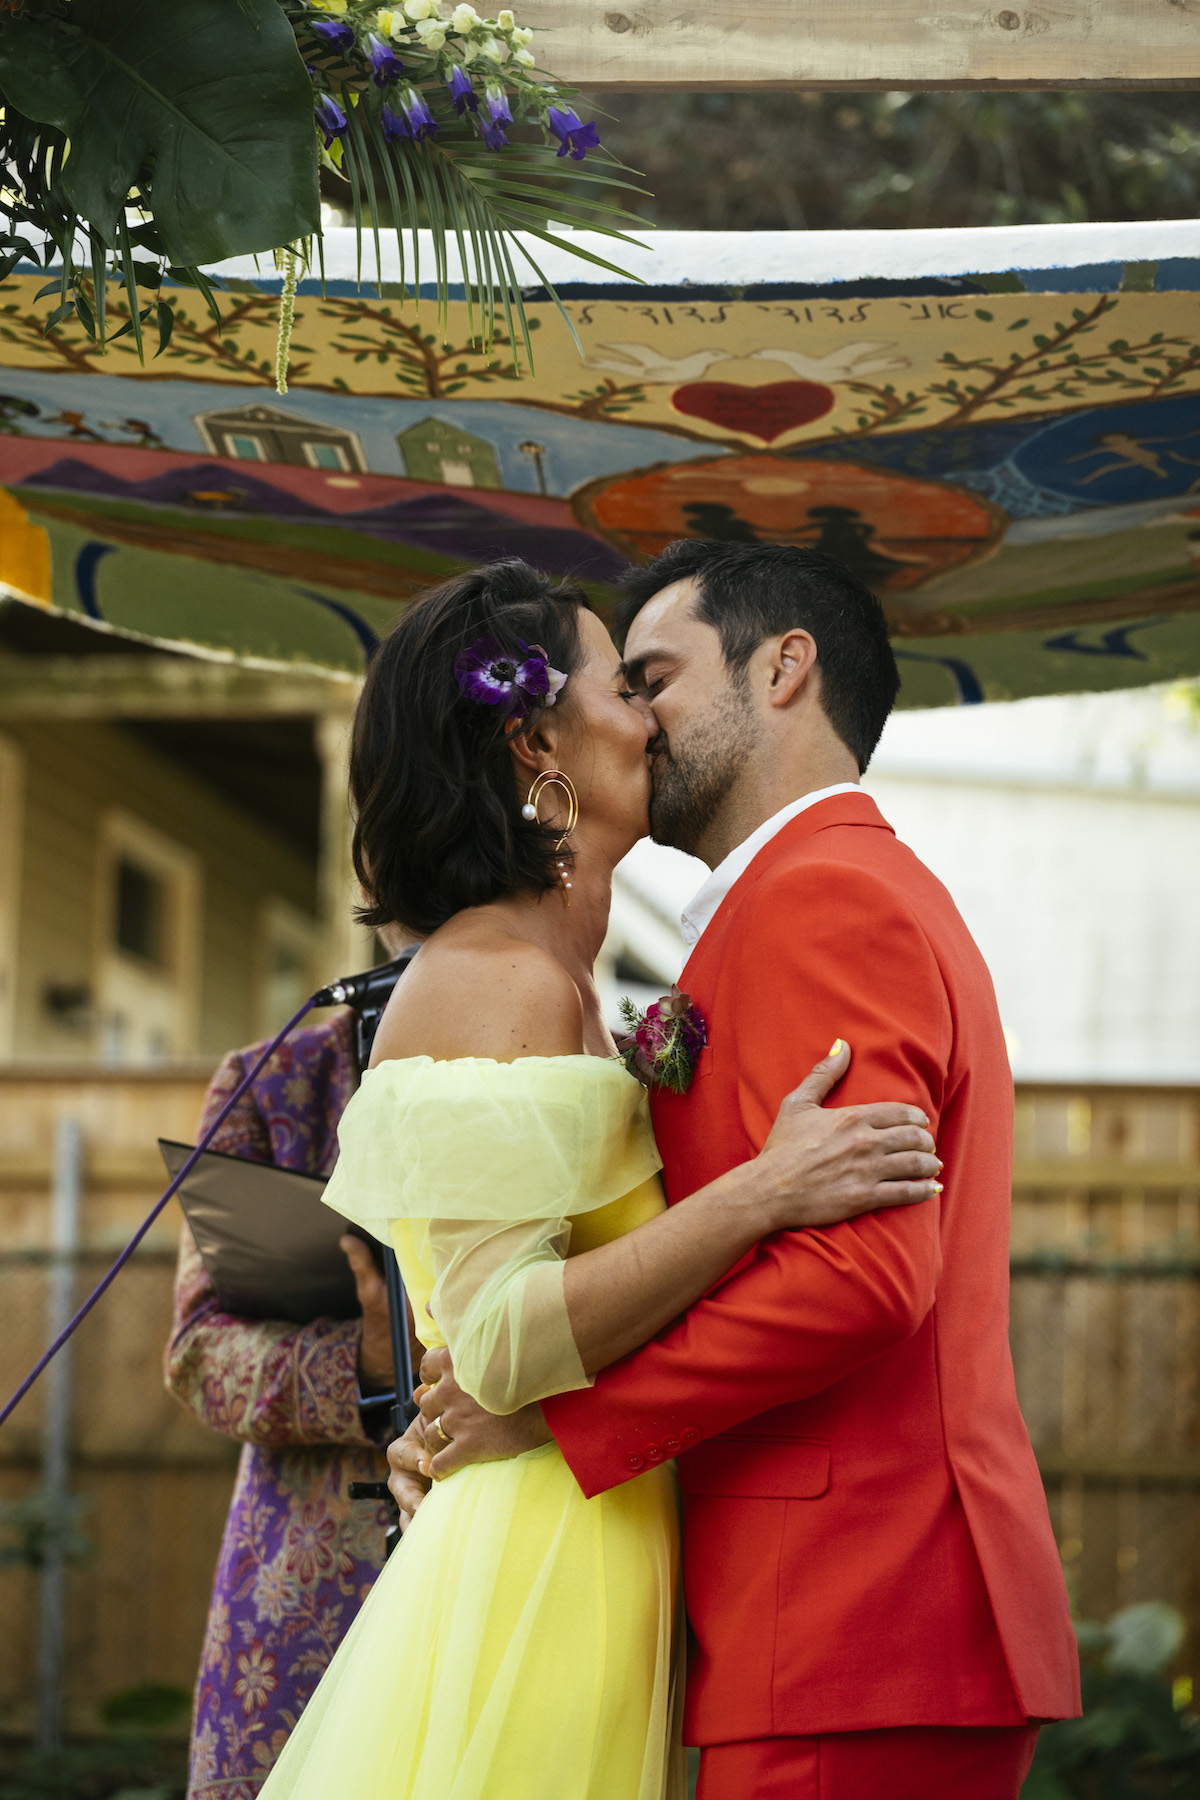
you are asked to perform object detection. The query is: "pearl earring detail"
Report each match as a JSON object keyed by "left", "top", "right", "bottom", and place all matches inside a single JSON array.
[{"left": 522, "top": 770, "right": 580, "bottom": 903}]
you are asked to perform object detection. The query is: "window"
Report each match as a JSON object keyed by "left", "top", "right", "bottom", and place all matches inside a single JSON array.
[
  {"left": 96, "top": 812, "right": 200, "bottom": 1064},
  {"left": 303, "top": 441, "right": 350, "bottom": 472},
  {"left": 439, "top": 459, "right": 475, "bottom": 487},
  {"left": 228, "top": 434, "right": 265, "bottom": 460},
  {"left": 256, "top": 900, "right": 320, "bottom": 1038},
  {"left": 114, "top": 857, "right": 163, "bottom": 963}
]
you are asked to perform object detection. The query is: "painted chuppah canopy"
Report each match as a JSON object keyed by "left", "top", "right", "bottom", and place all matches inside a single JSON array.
[{"left": 3, "top": 220, "right": 1200, "bottom": 709}]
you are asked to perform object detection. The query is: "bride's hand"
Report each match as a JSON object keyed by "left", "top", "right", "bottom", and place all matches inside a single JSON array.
[{"left": 754, "top": 1040, "right": 941, "bottom": 1233}]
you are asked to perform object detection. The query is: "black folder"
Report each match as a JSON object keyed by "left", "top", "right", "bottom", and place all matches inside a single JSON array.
[{"left": 160, "top": 1139, "right": 381, "bottom": 1324}]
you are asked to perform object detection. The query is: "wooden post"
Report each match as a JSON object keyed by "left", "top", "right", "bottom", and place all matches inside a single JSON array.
[{"left": 314, "top": 713, "right": 375, "bottom": 987}]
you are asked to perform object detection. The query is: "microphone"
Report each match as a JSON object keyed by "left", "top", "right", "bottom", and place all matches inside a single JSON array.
[
  {"left": 1, "top": 947, "right": 422, "bottom": 1429},
  {"left": 311, "top": 947, "right": 419, "bottom": 1010}
]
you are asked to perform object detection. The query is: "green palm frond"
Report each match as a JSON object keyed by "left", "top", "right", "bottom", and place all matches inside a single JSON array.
[{"left": 346, "top": 106, "right": 648, "bottom": 368}]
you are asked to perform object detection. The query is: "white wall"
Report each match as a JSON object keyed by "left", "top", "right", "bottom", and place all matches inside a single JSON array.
[{"left": 865, "top": 686, "right": 1200, "bottom": 1084}]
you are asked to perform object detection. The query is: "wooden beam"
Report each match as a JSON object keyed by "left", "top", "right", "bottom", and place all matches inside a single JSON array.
[
  {"left": 526, "top": 0, "right": 1200, "bottom": 90},
  {"left": 0, "top": 654, "right": 359, "bottom": 719}
]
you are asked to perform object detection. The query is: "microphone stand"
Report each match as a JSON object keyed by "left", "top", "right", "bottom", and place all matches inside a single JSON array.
[{"left": 344, "top": 949, "right": 421, "bottom": 1559}]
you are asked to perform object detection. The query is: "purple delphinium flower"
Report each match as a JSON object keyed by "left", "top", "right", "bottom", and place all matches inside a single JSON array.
[
  {"left": 400, "top": 86, "right": 439, "bottom": 140},
  {"left": 446, "top": 63, "right": 478, "bottom": 114},
  {"left": 547, "top": 104, "right": 601, "bottom": 161},
  {"left": 454, "top": 636, "right": 566, "bottom": 717},
  {"left": 314, "top": 91, "right": 348, "bottom": 148},
  {"left": 381, "top": 102, "right": 411, "bottom": 143},
  {"left": 478, "top": 83, "right": 512, "bottom": 150},
  {"left": 367, "top": 32, "right": 404, "bottom": 85},
  {"left": 311, "top": 16, "right": 354, "bottom": 49}
]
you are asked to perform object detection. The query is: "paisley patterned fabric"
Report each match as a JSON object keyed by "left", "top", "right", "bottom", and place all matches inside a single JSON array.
[{"left": 164, "top": 1012, "right": 390, "bottom": 1800}]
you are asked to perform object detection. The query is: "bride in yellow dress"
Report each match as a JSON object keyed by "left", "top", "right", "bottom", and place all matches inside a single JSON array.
[{"left": 256, "top": 559, "right": 939, "bottom": 1800}]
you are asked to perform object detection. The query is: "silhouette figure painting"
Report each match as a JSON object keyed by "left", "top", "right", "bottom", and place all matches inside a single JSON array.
[
  {"left": 580, "top": 454, "right": 1000, "bottom": 591},
  {"left": 680, "top": 501, "right": 763, "bottom": 543},
  {"left": 795, "top": 506, "right": 911, "bottom": 583}
]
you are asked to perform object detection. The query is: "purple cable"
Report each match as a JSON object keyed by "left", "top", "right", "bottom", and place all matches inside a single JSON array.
[{"left": 0, "top": 996, "right": 319, "bottom": 1430}]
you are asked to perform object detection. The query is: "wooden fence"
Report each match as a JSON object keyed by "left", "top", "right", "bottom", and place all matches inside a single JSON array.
[
  {"left": 1009, "top": 1085, "right": 1200, "bottom": 1675},
  {"left": 0, "top": 1070, "right": 1197, "bottom": 1739}
]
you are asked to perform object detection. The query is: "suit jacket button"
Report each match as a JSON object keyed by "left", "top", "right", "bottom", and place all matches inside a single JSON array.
[
  {"left": 645, "top": 1443, "right": 664, "bottom": 1463},
  {"left": 680, "top": 1427, "right": 700, "bottom": 1447},
  {"left": 625, "top": 1453, "right": 645, "bottom": 1471},
  {"left": 663, "top": 1436, "right": 681, "bottom": 1454}
]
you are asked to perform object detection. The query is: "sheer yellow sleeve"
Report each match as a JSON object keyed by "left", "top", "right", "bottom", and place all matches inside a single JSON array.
[{"left": 322, "top": 1056, "right": 661, "bottom": 1413}]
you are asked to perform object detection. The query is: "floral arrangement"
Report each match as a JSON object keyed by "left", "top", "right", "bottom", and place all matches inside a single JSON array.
[
  {"left": 618, "top": 987, "right": 708, "bottom": 1096},
  {"left": 0, "top": 0, "right": 639, "bottom": 388},
  {"left": 454, "top": 634, "right": 567, "bottom": 717}
]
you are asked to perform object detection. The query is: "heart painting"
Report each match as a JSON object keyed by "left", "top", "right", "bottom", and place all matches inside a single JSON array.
[{"left": 671, "top": 381, "right": 836, "bottom": 441}]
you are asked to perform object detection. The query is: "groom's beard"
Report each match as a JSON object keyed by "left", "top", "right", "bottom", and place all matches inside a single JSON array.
[{"left": 648, "top": 683, "right": 760, "bottom": 858}]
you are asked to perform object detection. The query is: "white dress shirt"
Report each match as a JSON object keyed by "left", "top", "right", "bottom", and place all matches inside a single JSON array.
[{"left": 679, "top": 784, "right": 863, "bottom": 948}]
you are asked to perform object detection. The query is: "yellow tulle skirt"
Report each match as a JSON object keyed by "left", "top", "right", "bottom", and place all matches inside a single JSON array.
[{"left": 257, "top": 1441, "right": 684, "bottom": 1800}]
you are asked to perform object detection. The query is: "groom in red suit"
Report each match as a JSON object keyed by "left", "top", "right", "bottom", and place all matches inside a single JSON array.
[{"left": 394, "top": 541, "right": 1080, "bottom": 1797}]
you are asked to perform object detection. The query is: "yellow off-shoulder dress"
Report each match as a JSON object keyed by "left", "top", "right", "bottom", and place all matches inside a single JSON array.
[{"left": 257, "top": 1055, "right": 684, "bottom": 1800}]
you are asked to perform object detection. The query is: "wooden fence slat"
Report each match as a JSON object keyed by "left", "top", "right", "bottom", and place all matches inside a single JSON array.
[{"left": 515, "top": 0, "right": 1200, "bottom": 90}]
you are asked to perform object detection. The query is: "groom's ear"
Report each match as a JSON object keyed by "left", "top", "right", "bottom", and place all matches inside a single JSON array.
[{"left": 767, "top": 629, "right": 819, "bottom": 708}]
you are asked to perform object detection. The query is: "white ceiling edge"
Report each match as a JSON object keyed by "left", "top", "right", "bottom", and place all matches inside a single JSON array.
[{"left": 208, "top": 220, "right": 1200, "bottom": 289}]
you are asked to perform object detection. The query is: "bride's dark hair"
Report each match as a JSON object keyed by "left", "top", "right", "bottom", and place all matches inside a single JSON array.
[{"left": 351, "top": 560, "right": 591, "bottom": 935}]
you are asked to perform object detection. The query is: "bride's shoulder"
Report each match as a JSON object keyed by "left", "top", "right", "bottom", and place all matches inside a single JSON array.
[{"left": 371, "top": 923, "right": 583, "bottom": 1065}]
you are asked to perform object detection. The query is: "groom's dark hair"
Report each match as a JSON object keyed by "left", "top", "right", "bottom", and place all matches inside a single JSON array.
[{"left": 613, "top": 542, "right": 900, "bottom": 773}]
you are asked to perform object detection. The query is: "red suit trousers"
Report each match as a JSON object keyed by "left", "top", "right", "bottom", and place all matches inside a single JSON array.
[{"left": 697, "top": 1725, "right": 1040, "bottom": 1800}]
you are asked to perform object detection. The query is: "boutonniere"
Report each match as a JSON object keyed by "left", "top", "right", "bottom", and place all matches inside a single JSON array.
[{"left": 617, "top": 986, "right": 708, "bottom": 1095}]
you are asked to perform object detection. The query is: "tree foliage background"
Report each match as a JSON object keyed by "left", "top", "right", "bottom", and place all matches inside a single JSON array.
[{"left": 570, "top": 92, "right": 1200, "bottom": 231}]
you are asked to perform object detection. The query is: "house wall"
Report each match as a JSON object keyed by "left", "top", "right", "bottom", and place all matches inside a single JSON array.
[{"left": 1, "top": 721, "right": 319, "bottom": 1063}]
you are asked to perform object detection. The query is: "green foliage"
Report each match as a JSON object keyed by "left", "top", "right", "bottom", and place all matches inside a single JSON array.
[
  {"left": 0, "top": 1736, "right": 186, "bottom": 1800},
  {"left": 0, "top": 1489, "right": 91, "bottom": 1571},
  {"left": 0, "top": 0, "right": 319, "bottom": 265},
  {"left": 1023, "top": 1604, "right": 1200, "bottom": 1799},
  {"left": 585, "top": 91, "right": 1200, "bottom": 231},
  {"left": 0, "top": 0, "right": 640, "bottom": 378},
  {"left": 98, "top": 1686, "right": 192, "bottom": 1736}
]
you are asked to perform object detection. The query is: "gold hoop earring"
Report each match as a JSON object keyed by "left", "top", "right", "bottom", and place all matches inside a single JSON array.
[{"left": 522, "top": 770, "right": 579, "bottom": 897}]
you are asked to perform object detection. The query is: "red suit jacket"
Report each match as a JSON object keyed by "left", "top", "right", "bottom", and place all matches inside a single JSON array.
[{"left": 543, "top": 792, "right": 1080, "bottom": 1743}]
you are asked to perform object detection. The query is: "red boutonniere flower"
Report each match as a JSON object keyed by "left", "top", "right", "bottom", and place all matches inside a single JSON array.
[{"left": 617, "top": 986, "right": 707, "bottom": 1095}]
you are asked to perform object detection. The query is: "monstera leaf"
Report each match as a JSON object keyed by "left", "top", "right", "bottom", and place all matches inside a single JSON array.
[{"left": 0, "top": 0, "right": 319, "bottom": 266}]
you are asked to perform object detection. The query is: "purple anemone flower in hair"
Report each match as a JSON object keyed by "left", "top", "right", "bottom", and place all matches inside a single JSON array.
[{"left": 454, "top": 636, "right": 567, "bottom": 718}]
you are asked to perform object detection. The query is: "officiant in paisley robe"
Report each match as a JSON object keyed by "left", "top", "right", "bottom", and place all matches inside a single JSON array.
[{"left": 164, "top": 1011, "right": 393, "bottom": 1800}]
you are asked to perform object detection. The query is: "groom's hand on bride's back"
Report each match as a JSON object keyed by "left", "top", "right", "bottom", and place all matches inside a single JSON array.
[
  {"left": 755, "top": 1039, "right": 942, "bottom": 1232},
  {"left": 386, "top": 1347, "right": 551, "bottom": 1514}
]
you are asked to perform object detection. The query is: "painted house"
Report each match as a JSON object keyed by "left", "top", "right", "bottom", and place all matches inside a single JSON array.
[
  {"left": 397, "top": 416, "right": 502, "bottom": 489},
  {"left": 194, "top": 403, "right": 367, "bottom": 474}
]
